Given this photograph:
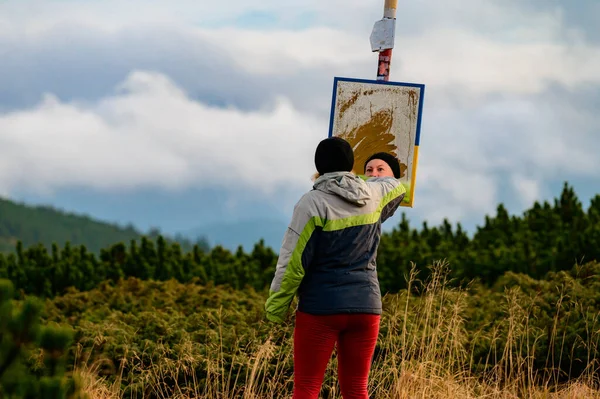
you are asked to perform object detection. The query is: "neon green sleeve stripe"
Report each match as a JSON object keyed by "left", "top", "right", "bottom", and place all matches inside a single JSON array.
[
  {"left": 380, "top": 182, "right": 407, "bottom": 210},
  {"left": 323, "top": 183, "right": 406, "bottom": 232},
  {"left": 265, "top": 216, "right": 324, "bottom": 323}
]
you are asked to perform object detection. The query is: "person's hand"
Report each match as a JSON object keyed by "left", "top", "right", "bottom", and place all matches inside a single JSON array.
[{"left": 266, "top": 311, "right": 294, "bottom": 344}]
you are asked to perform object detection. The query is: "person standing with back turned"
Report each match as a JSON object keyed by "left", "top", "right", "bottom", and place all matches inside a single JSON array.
[{"left": 265, "top": 137, "right": 406, "bottom": 399}]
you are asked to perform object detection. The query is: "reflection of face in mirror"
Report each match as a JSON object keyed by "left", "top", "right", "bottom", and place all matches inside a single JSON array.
[{"left": 365, "top": 159, "right": 395, "bottom": 178}]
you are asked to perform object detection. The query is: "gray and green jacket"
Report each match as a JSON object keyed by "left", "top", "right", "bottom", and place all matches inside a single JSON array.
[{"left": 264, "top": 171, "right": 406, "bottom": 323}]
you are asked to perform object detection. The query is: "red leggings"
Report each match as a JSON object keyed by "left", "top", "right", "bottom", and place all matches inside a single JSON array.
[{"left": 292, "top": 310, "right": 380, "bottom": 399}]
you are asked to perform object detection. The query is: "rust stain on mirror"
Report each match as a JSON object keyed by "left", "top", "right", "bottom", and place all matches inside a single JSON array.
[
  {"left": 329, "top": 78, "right": 425, "bottom": 207},
  {"left": 336, "top": 88, "right": 409, "bottom": 178}
]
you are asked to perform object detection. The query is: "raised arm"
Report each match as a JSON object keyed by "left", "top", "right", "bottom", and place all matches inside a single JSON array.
[{"left": 365, "top": 176, "right": 406, "bottom": 223}]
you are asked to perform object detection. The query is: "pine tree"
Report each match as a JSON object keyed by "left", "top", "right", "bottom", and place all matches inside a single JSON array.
[{"left": 0, "top": 279, "right": 87, "bottom": 398}]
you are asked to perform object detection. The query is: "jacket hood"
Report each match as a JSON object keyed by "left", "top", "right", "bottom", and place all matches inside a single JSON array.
[{"left": 313, "top": 172, "right": 371, "bottom": 206}]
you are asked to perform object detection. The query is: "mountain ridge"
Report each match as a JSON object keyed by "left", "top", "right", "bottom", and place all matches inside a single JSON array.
[{"left": 0, "top": 196, "right": 209, "bottom": 254}]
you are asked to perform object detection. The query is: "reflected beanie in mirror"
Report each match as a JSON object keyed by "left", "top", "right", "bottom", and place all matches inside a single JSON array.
[{"left": 364, "top": 152, "right": 401, "bottom": 178}]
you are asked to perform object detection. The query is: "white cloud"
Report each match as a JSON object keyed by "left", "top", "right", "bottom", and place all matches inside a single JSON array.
[
  {"left": 417, "top": 163, "right": 499, "bottom": 222},
  {"left": 2, "top": 70, "right": 597, "bottom": 225},
  {"left": 2, "top": 1, "right": 599, "bottom": 101},
  {"left": 511, "top": 176, "right": 542, "bottom": 207},
  {"left": 0, "top": 71, "right": 323, "bottom": 195},
  {"left": 397, "top": 30, "right": 600, "bottom": 96},
  {"left": 410, "top": 90, "right": 600, "bottom": 222},
  {"left": 0, "top": 0, "right": 599, "bottom": 225},
  {"left": 194, "top": 25, "right": 600, "bottom": 99},
  {"left": 197, "top": 28, "right": 368, "bottom": 75}
]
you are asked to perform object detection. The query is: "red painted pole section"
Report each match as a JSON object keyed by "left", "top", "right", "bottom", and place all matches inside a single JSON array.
[
  {"left": 377, "top": 48, "right": 393, "bottom": 81},
  {"left": 376, "top": 0, "right": 397, "bottom": 81}
]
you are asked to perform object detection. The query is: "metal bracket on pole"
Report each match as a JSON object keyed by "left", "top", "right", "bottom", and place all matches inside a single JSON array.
[
  {"left": 372, "top": 0, "right": 397, "bottom": 81},
  {"left": 370, "top": 18, "right": 396, "bottom": 52}
]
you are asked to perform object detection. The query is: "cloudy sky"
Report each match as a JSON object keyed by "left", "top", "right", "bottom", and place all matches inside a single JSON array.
[{"left": 1, "top": 0, "right": 599, "bottom": 246}]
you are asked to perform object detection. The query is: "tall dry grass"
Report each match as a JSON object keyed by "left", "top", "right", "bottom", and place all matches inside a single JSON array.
[{"left": 76, "top": 261, "right": 600, "bottom": 398}]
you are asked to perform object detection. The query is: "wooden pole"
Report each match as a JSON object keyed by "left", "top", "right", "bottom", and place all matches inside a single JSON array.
[
  {"left": 376, "top": 0, "right": 398, "bottom": 81},
  {"left": 384, "top": 0, "right": 398, "bottom": 18}
]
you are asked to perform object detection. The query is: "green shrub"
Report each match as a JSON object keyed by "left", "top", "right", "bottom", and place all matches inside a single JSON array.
[{"left": 0, "top": 279, "right": 87, "bottom": 399}]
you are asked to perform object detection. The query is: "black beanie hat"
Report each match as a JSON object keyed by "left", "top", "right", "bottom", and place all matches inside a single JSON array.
[
  {"left": 364, "top": 152, "right": 401, "bottom": 178},
  {"left": 314, "top": 137, "right": 354, "bottom": 175}
]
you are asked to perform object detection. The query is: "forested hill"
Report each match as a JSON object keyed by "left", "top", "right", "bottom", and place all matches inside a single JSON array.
[
  {"left": 1, "top": 182, "right": 599, "bottom": 300},
  {"left": 0, "top": 197, "right": 208, "bottom": 254},
  {"left": 2, "top": 183, "right": 599, "bottom": 396}
]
